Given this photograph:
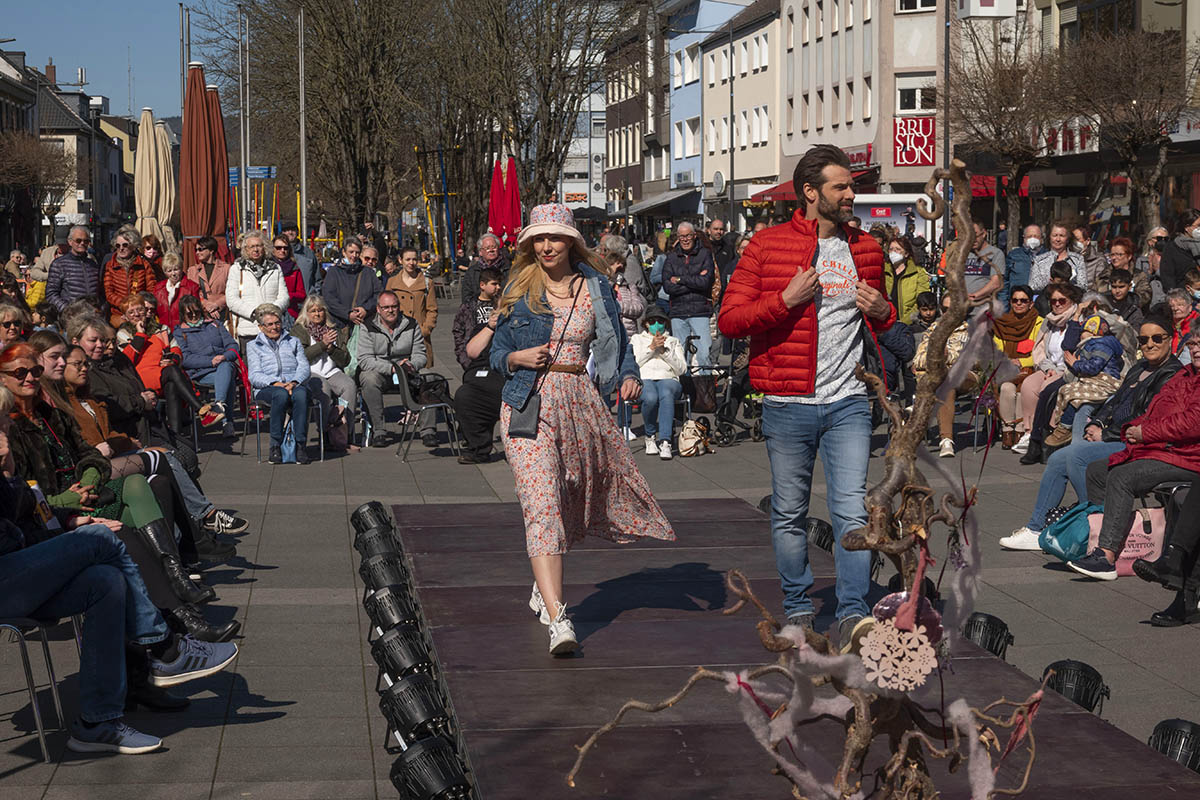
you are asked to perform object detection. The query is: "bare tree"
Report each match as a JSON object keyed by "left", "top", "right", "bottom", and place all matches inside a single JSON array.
[
  {"left": 1061, "top": 28, "right": 1200, "bottom": 232},
  {"left": 0, "top": 132, "right": 76, "bottom": 245},
  {"left": 948, "top": 9, "right": 1057, "bottom": 243}
]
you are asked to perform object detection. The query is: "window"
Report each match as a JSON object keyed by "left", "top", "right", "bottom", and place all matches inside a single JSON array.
[
  {"left": 817, "top": 1, "right": 823, "bottom": 38},
  {"left": 846, "top": 0, "right": 853, "bottom": 27},
  {"left": 720, "top": 47, "right": 730, "bottom": 80},
  {"left": 897, "top": 0, "right": 936, "bottom": 11},
  {"left": 672, "top": 51, "right": 683, "bottom": 88},
  {"left": 707, "top": 119, "right": 716, "bottom": 154},
  {"left": 684, "top": 45, "right": 700, "bottom": 83},
  {"left": 802, "top": 4, "right": 810, "bottom": 44},
  {"left": 786, "top": 97, "right": 794, "bottom": 134},
  {"left": 787, "top": 11, "right": 794, "bottom": 49},
  {"left": 896, "top": 72, "right": 936, "bottom": 114},
  {"left": 592, "top": 117, "right": 605, "bottom": 136},
  {"left": 608, "top": 131, "right": 616, "bottom": 165},
  {"left": 802, "top": 93, "right": 810, "bottom": 132},
  {"left": 761, "top": 33, "right": 769, "bottom": 69},
  {"left": 633, "top": 123, "right": 642, "bottom": 162},
  {"left": 816, "top": 89, "right": 824, "bottom": 129},
  {"left": 863, "top": 76, "right": 872, "bottom": 119},
  {"left": 832, "top": 0, "right": 839, "bottom": 32},
  {"left": 685, "top": 116, "right": 700, "bottom": 157},
  {"left": 864, "top": 0, "right": 871, "bottom": 20},
  {"left": 759, "top": 105, "right": 769, "bottom": 143},
  {"left": 751, "top": 108, "right": 761, "bottom": 144},
  {"left": 845, "top": 82, "right": 853, "bottom": 124},
  {"left": 753, "top": 36, "right": 761, "bottom": 70},
  {"left": 739, "top": 109, "right": 748, "bottom": 147},
  {"left": 1059, "top": 2, "right": 1079, "bottom": 47},
  {"left": 673, "top": 121, "right": 684, "bottom": 159},
  {"left": 707, "top": 53, "right": 716, "bottom": 86},
  {"left": 740, "top": 41, "right": 749, "bottom": 75},
  {"left": 832, "top": 86, "right": 840, "bottom": 126},
  {"left": 721, "top": 116, "right": 729, "bottom": 151}
]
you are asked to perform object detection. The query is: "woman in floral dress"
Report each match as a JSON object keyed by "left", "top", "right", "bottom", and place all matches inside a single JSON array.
[{"left": 491, "top": 204, "right": 675, "bottom": 656}]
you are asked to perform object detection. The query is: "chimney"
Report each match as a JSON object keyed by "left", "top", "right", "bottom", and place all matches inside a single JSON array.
[{"left": 45, "top": 57, "right": 55, "bottom": 85}]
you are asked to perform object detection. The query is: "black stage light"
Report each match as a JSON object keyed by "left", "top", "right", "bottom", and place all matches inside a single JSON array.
[
  {"left": 379, "top": 673, "right": 454, "bottom": 752},
  {"left": 364, "top": 584, "right": 421, "bottom": 635},
  {"left": 351, "top": 501, "right": 394, "bottom": 535},
  {"left": 1042, "top": 659, "right": 1110, "bottom": 713},
  {"left": 961, "top": 612, "right": 1015, "bottom": 660},
  {"left": 354, "top": 524, "right": 401, "bottom": 560},
  {"left": 359, "top": 553, "right": 408, "bottom": 592},
  {"left": 389, "top": 735, "right": 471, "bottom": 799},
  {"left": 372, "top": 624, "right": 436, "bottom": 680},
  {"left": 1149, "top": 719, "right": 1200, "bottom": 773}
]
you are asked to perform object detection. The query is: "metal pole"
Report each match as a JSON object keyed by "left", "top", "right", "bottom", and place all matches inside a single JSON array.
[
  {"left": 179, "top": 4, "right": 185, "bottom": 122},
  {"left": 942, "top": 0, "right": 951, "bottom": 247},
  {"left": 237, "top": 7, "right": 247, "bottom": 233},
  {"left": 727, "top": 24, "right": 734, "bottom": 231},
  {"left": 299, "top": 5, "right": 307, "bottom": 242},
  {"left": 242, "top": 6, "right": 251, "bottom": 231},
  {"left": 185, "top": 7, "right": 191, "bottom": 65},
  {"left": 438, "top": 145, "right": 454, "bottom": 272}
]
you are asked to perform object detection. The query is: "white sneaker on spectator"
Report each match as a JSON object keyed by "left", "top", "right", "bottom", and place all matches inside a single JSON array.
[
  {"left": 659, "top": 440, "right": 673, "bottom": 460},
  {"left": 938, "top": 438, "right": 955, "bottom": 458},
  {"left": 624, "top": 428, "right": 638, "bottom": 442},
  {"left": 1012, "top": 432, "right": 1031, "bottom": 455},
  {"left": 645, "top": 436, "right": 658, "bottom": 455},
  {"left": 999, "top": 526, "right": 1043, "bottom": 551}
]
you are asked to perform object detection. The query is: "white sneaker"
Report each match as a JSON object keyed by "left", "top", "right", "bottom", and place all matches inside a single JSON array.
[
  {"left": 658, "top": 440, "right": 673, "bottom": 460},
  {"left": 645, "top": 436, "right": 659, "bottom": 455},
  {"left": 999, "top": 526, "right": 1043, "bottom": 551},
  {"left": 548, "top": 604, "right": 577, "bottom": 655},
  {"left": 938, "top": 437, "right": 955, "bottom": 458},
  {"left": 624, "top": 428, "right": 638, "bottom": 442},
  {"left": 1012, "top": 432, "right": 1031, "bottom": 455},
  {"left": 528, "top": 582, "right": 550, "bottom": 625}
]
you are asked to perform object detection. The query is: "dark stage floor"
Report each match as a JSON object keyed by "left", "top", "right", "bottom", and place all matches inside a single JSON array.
[{"left": 394, "top": 499, "right": 1200, "bottom": 799}]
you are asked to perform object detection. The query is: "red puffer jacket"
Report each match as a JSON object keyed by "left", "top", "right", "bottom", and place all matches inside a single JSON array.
[
  {"left": 1108, "top": 364, "right": 1200, "bottom": 474},
  {"left": 717, "top": 211, "right": 895, "bottom": 396}
]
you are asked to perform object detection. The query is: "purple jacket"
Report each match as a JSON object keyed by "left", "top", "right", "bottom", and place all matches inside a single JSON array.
[{"left": 46, "top": 251, "right": 101, "bottom": 310}]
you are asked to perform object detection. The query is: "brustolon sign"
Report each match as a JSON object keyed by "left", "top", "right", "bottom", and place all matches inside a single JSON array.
[{"left": 894, "top": 118, "right": 936, "bottom": 167}]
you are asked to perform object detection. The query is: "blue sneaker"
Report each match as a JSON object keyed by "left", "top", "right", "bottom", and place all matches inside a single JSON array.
[
  {"left": 149, "top": 636, "right": 238, "bottom": 687},
  {"left": 67, "top": 718, "right": 162, "bottom": 754},
  {"left": 1068, "top": 547, "right": 1118, "bottom": 581}
]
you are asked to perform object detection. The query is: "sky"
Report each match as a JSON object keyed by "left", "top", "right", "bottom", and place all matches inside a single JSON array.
[{"left": 2, "top": 0, "right": 195, "bottom": 118}]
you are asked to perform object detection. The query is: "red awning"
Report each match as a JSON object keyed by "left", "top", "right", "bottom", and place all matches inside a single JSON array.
[
  {"left": 750, "top": 179, "right": 795, "bottom": 202},
  {"left": 970, "top": 175, "right": 1030, "bottom": 198}
]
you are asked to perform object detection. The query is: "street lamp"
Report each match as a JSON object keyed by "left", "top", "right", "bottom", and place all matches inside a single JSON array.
[{"left": 88, "top": 97, "right": 104, "bottom": 245}]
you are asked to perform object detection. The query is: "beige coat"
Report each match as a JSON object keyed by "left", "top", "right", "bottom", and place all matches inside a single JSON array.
[{"left": 386, "top": 271, "right": 439, "bottom": 367}]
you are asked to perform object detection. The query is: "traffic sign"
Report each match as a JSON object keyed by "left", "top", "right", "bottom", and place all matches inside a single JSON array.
[{"left": 228, "top": 166, "right": 277, "bottom": 186}]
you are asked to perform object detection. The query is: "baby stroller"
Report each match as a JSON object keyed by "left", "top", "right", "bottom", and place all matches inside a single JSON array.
[{"left": 710, "top": 337, "right": 763, "bottom": 447}]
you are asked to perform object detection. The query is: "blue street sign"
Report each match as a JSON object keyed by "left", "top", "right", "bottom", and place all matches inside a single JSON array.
[{"left": 228, "top": 166, "right": 277, "bottom": 186}]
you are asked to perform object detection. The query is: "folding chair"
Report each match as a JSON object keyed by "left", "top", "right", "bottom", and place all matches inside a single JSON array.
[
  {"left": 0, "top": 617, "right": 73, "bottom": 763},
  {"left": 393, "top": 372, "right": 462, "bottom": 462},
  {"left": 241, "top": 394, "right": 325, "bottom": 462}
]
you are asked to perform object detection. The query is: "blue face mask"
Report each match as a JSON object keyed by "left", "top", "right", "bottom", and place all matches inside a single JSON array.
[
  {"left": 1192, "top": 289, "right": 1200, "bottom": 301},
  {"left": 647, "top": 321, "right": 666, "bottom": 335}
]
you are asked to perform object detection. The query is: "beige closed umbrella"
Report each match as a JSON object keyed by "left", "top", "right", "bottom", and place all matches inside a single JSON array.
[
  {"left": 134, "top": 108, "right": 163, "bottom": 241},
  {"left": 154, "top": 121, "right": 178, "bottom": 252}
]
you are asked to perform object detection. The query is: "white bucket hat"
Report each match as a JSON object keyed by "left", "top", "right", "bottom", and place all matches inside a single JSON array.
[{"left": 516, "top": 203, "right": 586, "bottom": 249}]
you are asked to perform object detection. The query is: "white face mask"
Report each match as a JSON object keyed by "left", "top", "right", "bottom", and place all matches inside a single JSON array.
[
  {"left": 1074, "top": 240, "right": 1087, "bottom": 252},
  {"left": 1192, "top": 228, "right": 1200, "bottom": 240},
  {"left": 888, "top": 251, "right": 905, "bottom": 265},
  {"left": 1024, "top": 237, "right": 1041, "bottom": 251}
]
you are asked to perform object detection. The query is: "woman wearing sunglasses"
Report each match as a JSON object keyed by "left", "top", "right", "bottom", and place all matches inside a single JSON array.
[
  {"left": 102, "top": 227, "right": 157, "bottom": 327},
  {"left": 992, "top": 285, "right": 1043, "bottom": 449},
  {"left": 1001, "top": 315, "right": 1183, "bottom": 553},
  {"left": 0, "top": 301, "right": 29, "bottom": 346},
  {"left": 1014, "top": 283, "right": 1082, "bottom": 463}
]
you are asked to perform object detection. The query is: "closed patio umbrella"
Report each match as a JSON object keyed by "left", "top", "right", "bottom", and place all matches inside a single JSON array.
[
  {"left": 179, "top": 63, "right": 213, "bottom": 269},
  {"left": 487, "top": 159, "right": 506, "bottom": 242},
  {"left": 134, "top": 108, "right": 163, "bottom": 241},
  {"left": 504, "top": 157, "right": 522, "bottom": 245},
  {"left": 154, "top": 120, "right": 178, "bottom": 253},
  {"left": 206, "top": 83, "right": 232, "bottom": 263}
]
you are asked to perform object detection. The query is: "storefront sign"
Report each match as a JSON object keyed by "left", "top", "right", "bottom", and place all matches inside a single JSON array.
[
  {"left": 894, "top": 118, "right": 936, "bottom": 167},
  {"left": 564, "top": 193, "right": 587, "bottom": 203},
  {"left": 846, "top": 143, "right": 875, "bottom": 169}
]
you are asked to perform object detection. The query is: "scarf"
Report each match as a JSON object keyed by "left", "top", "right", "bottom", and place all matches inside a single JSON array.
[
  {"left": 241, "top": 257, "right": 273, "bottom": 281},
  {"left": 1043, "top": 302, "right": 1077, "bottom": 329},
  {"left": 992, "top": 308, "right": 1039, "bottom": 358},
  {"left": 1174, "top": 234, "right": 1200, "bottom": 259},
  {"left": 305, "top": 319, "right": 335, "bottom": 347},
  {"left": 277, "top": 256, "right": 296, "bottom": 276}
]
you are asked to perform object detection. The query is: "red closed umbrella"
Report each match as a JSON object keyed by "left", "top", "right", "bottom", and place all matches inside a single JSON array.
[
  {"left": 504, "top": 157, "right": 522, "bottom": 245},
  {"left": 487, "top": 159, "right": 506, "bottom": 242},
  {"left": 179, "top": 63, "right": 215, "bottom": 270},
  {"left": 205, "top": 84, "right": 232, "bottom": 263}
]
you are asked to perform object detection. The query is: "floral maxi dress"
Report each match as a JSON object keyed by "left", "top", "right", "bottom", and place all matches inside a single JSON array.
[{"left": 502, "top": 291, "right": 676, "bottom": 557}]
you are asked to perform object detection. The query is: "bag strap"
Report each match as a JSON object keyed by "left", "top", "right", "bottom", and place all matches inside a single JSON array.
[
  {"left": 531, "top": 274, "right": 582, "bottom": 397},
  {"left": 351, "top": 268, "right": 364, "bottom": 309}
]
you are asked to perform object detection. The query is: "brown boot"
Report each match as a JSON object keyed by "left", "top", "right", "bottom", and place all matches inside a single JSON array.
[
  {"left": 1043, "top": 424, "right": 1073, "bottom": 448},
  {"left": 1001, "top": 427, "right": 1015, "bottom": 449}
]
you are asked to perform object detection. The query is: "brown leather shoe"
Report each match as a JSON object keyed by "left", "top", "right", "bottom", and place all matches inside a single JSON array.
[{"left": 1001, "top": 428, "right": 1015, "bottom": 449}]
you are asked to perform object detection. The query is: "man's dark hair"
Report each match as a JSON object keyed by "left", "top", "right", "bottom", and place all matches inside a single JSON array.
[
  {"left": 478, "top": 267, "right": 502, "bottom": 285},
  {"left": 792, "top": 144, "right": 851, "bottom": 210},
  {"left": 1049, "top": 261, "right": 1074, "bottom": 283},
  {"left": 850, "top": 216, "right": 862, "bottom": 227},
  {"left": 400, "top": 246, "right": 418, "bottom": 259},
  {"left": 1177, "top": 208, "right": 1200, "bottom": 233},
  {"left": 1010, "top": 284, "right": 1034, "bottom": 301},
  {"left": 196, "top": 235, "right": 219, "bottom": 252},
  {"left": 1109, "top": 269, "right": 1133, "bottom": 286},
  {"left": 34, "top": 301, "right": 58, "bottom": 326},
  {"left": 281, "top": 223, "right": 299, "bottom": 234},
  {"left": 1186, "top": 267, "right": 1200, "bottom": 285},
  {"left": 915, "top": 291, "right": 938, "bottom": 309}
]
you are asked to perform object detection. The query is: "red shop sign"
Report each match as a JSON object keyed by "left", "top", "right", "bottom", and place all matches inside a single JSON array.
[
  {"left": 871, "top": 208, "right": 890, "bottom": 217},
  {"left": 894, "top": 117, "right": 936, "bottom": 167}
]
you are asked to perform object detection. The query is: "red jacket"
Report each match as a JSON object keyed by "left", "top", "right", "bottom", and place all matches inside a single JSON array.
[
  {"left": 1109, "top": 364, "right": 1200, "bottom": 474},
  {"left": 154, "top": 278, "right": 201, "bottom": 330},
  {"left": 718, "top": 211, "right": 895, "bottom": 396}
]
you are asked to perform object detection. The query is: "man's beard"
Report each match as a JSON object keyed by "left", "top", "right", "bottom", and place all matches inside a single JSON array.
[{"left": 817, "top": 193, "right": 853, "bottom": 224}]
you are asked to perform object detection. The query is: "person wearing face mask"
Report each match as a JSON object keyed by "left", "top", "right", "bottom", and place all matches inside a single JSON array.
[
  {"left": 1159, "top": 209, "right": 1200, "bottom": 293},
  {"left": 631, "top": 308, "right": 687, "bottom": 459},
  {"left": 882, "top": 236, "right": 929, "bottom": 326},
  {"left": 1002, "top": 225, "right": 1046, "bottom": 310},
  {"left": 1029, "top": 221, "right": 1086, "bottom": 291},
  {"left": 1071, "top": 224, "right": 1108, "bottom": 291}
]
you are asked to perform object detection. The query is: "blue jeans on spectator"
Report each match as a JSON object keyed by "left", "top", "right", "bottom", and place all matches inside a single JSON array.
[
  {"left": 1071, "top": 403, "right": 1097, "bottom": 441},
  {"left": 162, "top": 450, "right": 213, "bottom": 520},
  {"left": 1026, "top": 439, "right": 1125, "bottom": 530},
  {"left": 762, "top": 394, "right": 872, "bottom": 621},
  {"left": 256, "top": 383, "right": 310, "bottom": 447},
  {"left": 671, "top": 317, "right": 712, "bottom": 373},
  {"left": 193, "top": 360, "right": 237, "bottom": 414},
  {"left": 642, "top": 379, "right": 682, "bottom": 441},
  {"left": 0, "top": 527, "right": 169, "bottom": 722}
]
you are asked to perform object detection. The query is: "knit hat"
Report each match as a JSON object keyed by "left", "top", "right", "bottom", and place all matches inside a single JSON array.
[
  {"left": 516, "top": 203, "right": 586, "bottom": 249},
  {"left": 1083, "top": 315, "right": 1108, "bottom": 336}
]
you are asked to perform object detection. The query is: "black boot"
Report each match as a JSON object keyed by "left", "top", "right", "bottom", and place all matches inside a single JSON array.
[
  {"left": 125, "top": 644, "right": 190, "bottom": 711},
  {"left": 1134, "top": 544, "right": 1190, "bottom": 591},
  {"left": 165, "top": 604, "right": 241, "bottom": 643},
  {"left": 1019, "top": 439, "right": 1043, "bottom": 466},
  {"left": 1150, "top": 584, "right": 1200, "bottom": 627},
  {"left": 137, "top": 519, "right": 215, "bottom": 605}
]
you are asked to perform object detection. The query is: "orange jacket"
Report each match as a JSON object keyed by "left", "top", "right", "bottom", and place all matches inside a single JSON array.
[
  {"left": 103, "top": 254, "right": 158, "bottom": 325},
  {"left": 121, "top": 330, "right": 180, "bottom": 393}
]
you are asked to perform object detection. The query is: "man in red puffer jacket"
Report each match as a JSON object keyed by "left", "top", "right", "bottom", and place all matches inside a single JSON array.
[{"left": 719, "top": 144, "right": 895, "bottom": 649}]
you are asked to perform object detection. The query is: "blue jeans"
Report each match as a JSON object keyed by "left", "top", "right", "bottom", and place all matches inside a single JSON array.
[
  {"left": 642, "top": 379, "right": 682, "bottom": 439},
  {"left": 1026, "top": 440, "right": 1125, "bottom": 530},
  {"left": 762, "top": 395, "right": 872, "bottom": 620},
  {"left": 1071, "top": 403, "right": 1097, "bottom": 440},
  {"left": 0, "top": 527, "right": 169, "bottom": 722},
  {"left": 671, "top": 317, "right": 712, "bottom": 373},
  {"left": 256, "top": 383, "right": 310, "bottom": 447},
  {"left": 163, "top": 450, "right": 213, "bottom": 520},
  {"left": 193, "top": 361, "right": 237, "bottom": 414}
]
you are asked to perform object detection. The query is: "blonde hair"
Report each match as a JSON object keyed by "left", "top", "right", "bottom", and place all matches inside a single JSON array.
[
  {"left": 497, "top": 240, "right": 608, "bottom": 317},
  {"left": 296, "top": 295, "right": 328, "bottom": 327},
  {"left": 162, "top": 251, "right": 182, "bottom": 272}
]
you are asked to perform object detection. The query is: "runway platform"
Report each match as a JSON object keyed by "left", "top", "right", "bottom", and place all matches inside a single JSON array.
[{"left": 394, "top": 499, "right": 1200, "bottom": 799}]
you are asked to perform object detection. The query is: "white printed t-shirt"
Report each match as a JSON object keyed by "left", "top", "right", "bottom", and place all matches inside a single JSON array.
[{"left": 766, "top": 234, "right": 866, "bottom": 405}]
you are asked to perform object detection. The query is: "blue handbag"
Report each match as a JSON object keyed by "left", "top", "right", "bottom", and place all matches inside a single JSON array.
[
  {"left": 1038, "top": 502, "right": 1102, "bottom": 562},
  {"left": 280, "top": 420, "right": 297, "bottom": 463}
]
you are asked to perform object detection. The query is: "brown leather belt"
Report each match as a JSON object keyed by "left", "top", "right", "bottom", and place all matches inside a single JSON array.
[{"left": 547, "top": 364, "right": 585, "bottom": 374}]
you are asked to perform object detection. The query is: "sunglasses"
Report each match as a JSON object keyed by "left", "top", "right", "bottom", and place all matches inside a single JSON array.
[
  {"left": 1011, "top": 297, "right": 1030, "bottom": 304},
  {"left": 65, "top": 359, "right": 89, "bottom": 369},
  {"left": 1050, "top": 297, "right": 1070, "bottom": 307},
  {"left": 0, "top": 320, "right": 22, "bottom": 329},
  {"left": 1138, "top": 333, "right": 1169, "bottom": 345},
  {"left": 70, "top": 237, "right": 91, "bottom": 244},
  {"left": 1, "top": 364, "right": 44, "bottom": 380}
]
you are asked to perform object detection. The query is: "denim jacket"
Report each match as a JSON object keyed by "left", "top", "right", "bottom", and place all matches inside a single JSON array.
[{"left": 490, "top": 261, "right": 639, "bottom": 410}]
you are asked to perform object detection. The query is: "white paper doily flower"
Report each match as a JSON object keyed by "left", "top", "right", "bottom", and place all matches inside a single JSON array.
[{"left": 860, "top": 619, "right": 937, "bottom": 691}]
